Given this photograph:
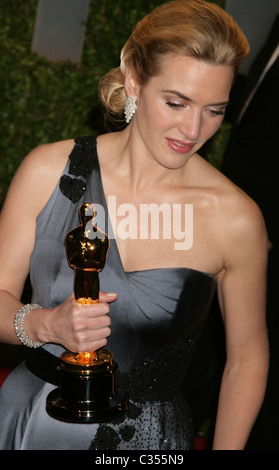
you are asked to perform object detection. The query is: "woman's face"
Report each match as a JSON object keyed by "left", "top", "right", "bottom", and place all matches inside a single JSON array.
[{"left": 130, "top": 55, "right": 234, "bottom": 170}]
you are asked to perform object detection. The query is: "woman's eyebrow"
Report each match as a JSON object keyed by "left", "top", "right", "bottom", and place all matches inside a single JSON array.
[{"left": 162, "top": 89, "right": 230, "bottom": 106}]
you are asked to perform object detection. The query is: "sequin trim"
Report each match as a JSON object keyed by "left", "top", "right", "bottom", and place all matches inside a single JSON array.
[
  {"left": 118, "top": 331, "right": 203, "bottom": 403},
  {"left": 89, "top": 332, "right": 204, "bottom": 451},
  {"left": 59, "top": 136, "right": 96, "bottom": 203}
]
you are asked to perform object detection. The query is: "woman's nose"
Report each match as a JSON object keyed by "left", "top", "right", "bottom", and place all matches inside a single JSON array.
[{"left": 179, "top": 108, "right": 202, "bottom": 141}]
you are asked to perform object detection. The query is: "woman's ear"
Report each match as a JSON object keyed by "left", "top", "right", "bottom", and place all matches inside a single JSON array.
[{"left": 124, "top": 70, "right": 140, "bottom": 100}]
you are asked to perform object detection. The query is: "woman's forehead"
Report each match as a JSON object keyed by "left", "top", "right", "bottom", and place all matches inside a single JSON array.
[{"left": 147, "top": 55, "right": 234, "bottom": 101}]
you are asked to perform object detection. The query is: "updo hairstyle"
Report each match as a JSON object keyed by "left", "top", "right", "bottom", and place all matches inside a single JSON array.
[{"left": 98, "top": 0, "right": 249, "bottom": 125}]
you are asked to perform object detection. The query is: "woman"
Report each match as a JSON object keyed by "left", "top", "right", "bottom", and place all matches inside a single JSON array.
[{"left": 0, "top": 0, "right": 269, "bottom": 450}]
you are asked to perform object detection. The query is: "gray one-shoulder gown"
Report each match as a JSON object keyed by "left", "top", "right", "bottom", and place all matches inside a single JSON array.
[{"left": 0, "top": 137, "right": 216, "bottom": 450}]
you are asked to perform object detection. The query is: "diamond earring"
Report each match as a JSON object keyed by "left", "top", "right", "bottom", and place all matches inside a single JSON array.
[{"left": 124, "top": 95, "right": 137, "bottom": 123}]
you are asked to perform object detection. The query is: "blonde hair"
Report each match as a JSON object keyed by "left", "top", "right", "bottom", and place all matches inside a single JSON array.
[{"left": 99, "top": 0, "right": 249, "bottom": 125}]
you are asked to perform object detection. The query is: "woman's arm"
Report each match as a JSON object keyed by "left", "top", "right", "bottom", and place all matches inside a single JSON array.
[
  {"left": 0, "top": 141, "right": 114, "bottom": 352},
  {"left": 0, "top": 143, "right": 60, "bottom": 344},
  {"left": 213, "top": 196, "right": 269, "bottom": 450}
]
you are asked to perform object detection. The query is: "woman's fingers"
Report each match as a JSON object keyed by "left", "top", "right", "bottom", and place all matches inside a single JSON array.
[
  {"left": 46, "top": 291, "right": 118, "bottom": 352},
  {"left": 98, "top": 291, "right": 118, "bottom": 303},
  {"left": 66, "top": 291, "right": 117, "bottom": 351}
]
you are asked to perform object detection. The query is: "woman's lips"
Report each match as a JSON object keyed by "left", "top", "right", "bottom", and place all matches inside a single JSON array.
[{"left": 166, "top": 138, "right": 194, "bottom": 154}]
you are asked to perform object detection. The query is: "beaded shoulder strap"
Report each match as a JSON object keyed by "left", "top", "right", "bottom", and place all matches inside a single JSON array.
[{"left": 59, "top": 136, "right": 97, "bottom": 203}]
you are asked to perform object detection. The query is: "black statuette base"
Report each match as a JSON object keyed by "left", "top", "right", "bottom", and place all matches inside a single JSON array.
[{"left": 46, "top": 350, "right": 128, "bottom": 423}]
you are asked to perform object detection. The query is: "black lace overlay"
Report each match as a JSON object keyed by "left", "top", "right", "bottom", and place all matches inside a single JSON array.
[
  {"left": 89, "top": 394, "right": 194, "bottom": 450},
  {"left": 89, "top": 408, "right": 139, "bottom": 450},
  {"left": 59, "top": 136, "right": 97, "bottom": 203},
  {"left": 89, "top": 327, "right": 204, "bottom": 451},
  {"left": 117, "top": 324, "right": 204, "bottom": 403}
]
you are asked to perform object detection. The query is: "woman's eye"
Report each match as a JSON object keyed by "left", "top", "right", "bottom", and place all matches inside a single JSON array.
[
  {"left": 208, "top": 108, "right": 225, "bottom": 116},
  {"left": 166, "top": 101, "right": 184, "bottom": 109}
]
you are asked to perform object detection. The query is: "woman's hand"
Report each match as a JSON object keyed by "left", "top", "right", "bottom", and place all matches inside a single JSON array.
[{"left": 25, "top": 291, "right": 117, "bottom": 352}]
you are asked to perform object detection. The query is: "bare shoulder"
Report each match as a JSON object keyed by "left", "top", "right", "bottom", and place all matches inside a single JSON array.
[
  {"left": 192, "top": 158, "right": 268, "bottom": 268},
  {"left": 20, "top": 138, "right": 75, "bottom": 181},
  {"left": 211, "top": 166, "right": 268, "bottom": 268},
  {"left": 196, "top": 155, "right": 265, "bottom": 230},
  {"left": 219, "top": 173, "right": 266, "bottom": 237},
  {"left": 3, "top": 139, "right": 75, "bottom": 216}
]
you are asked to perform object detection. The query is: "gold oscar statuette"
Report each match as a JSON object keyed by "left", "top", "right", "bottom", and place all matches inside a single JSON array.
[{"left": 46, "top": 203, "right": 128, "bottom": 423}]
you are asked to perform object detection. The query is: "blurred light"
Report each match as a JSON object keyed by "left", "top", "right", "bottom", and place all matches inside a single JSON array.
[{"left": 31, "top": 0, "right": 90, "bottom": 64}]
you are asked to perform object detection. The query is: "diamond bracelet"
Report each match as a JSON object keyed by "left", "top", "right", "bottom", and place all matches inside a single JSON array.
[{"left": 14, "top": 303, "right": 45, "bottom": 348}]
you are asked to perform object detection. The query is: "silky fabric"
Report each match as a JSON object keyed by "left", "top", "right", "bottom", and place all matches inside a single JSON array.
[{"left": 0, "top": 137, "right": 216, "bottom": 450}]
